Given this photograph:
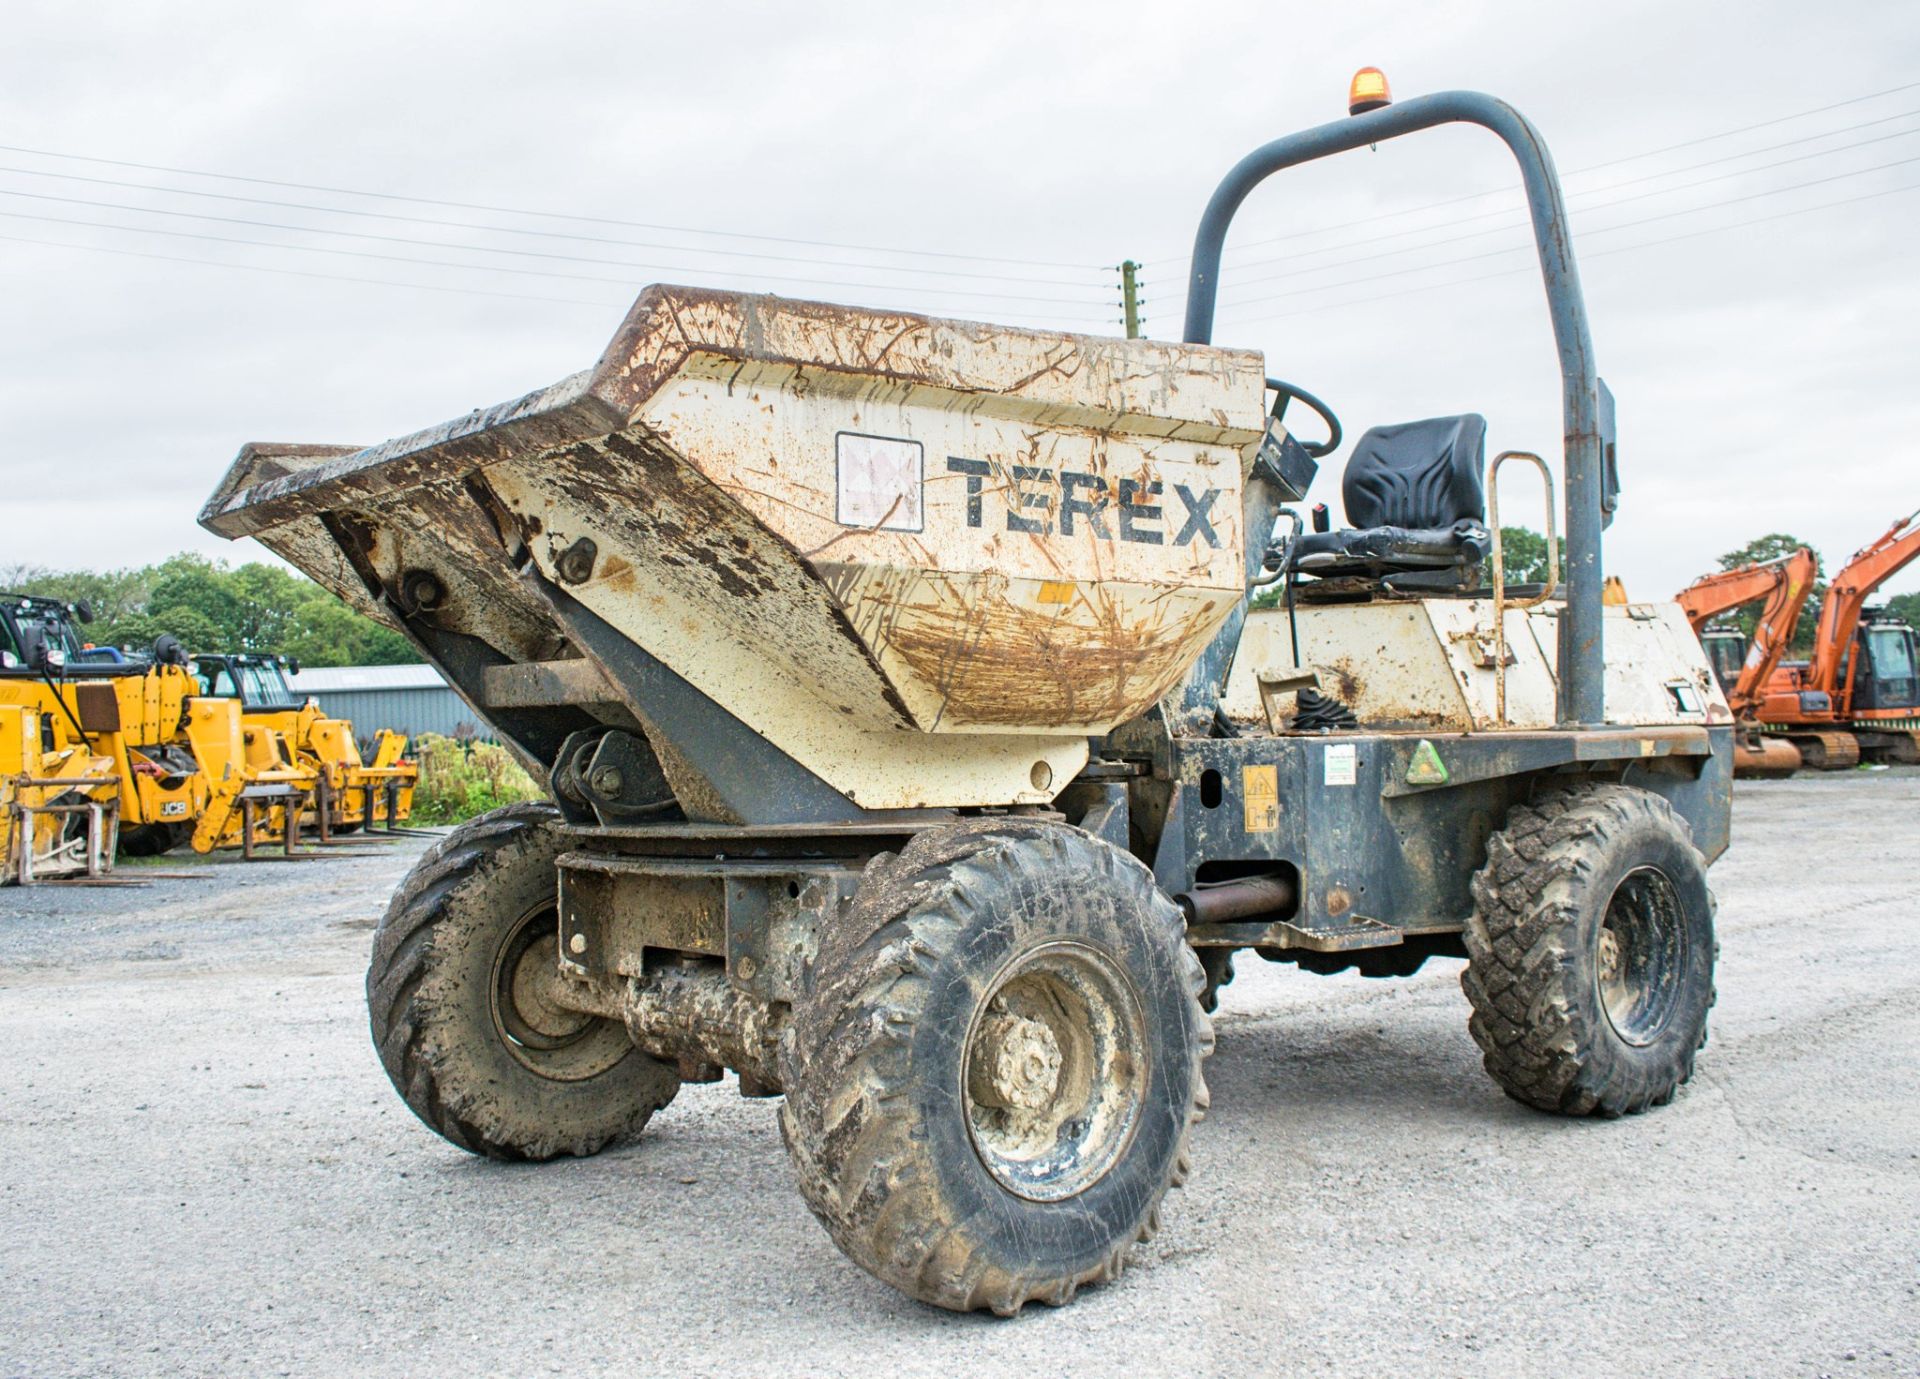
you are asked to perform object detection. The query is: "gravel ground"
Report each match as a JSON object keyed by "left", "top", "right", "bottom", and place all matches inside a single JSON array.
[{"left": 2, "top": 772, "right": 1916, "bottom": 1379}]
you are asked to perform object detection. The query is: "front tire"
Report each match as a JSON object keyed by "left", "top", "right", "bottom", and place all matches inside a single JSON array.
[
  {"left": 1463, "top": 783, "right": 1716, "bottom": 1117},
  {"left": 368, "top": 801, "right": 679, "bottom": 1160},
  {"left": 780, "top": 819, "right": 1211, "bottom": 1315}
]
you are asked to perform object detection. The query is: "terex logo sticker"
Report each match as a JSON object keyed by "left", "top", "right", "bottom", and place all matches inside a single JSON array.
[{"left": 945, "top": 458, "right": 1221, "bottom": 548}]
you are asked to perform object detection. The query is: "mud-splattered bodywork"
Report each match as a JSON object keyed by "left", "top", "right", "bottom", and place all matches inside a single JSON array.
[{"left": 202, "top": 288, "right": 1266, "bottom": 815}]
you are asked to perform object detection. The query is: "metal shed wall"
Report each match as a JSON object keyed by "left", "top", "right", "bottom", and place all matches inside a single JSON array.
[
  {"left": 286, "top": 666, "right": 492, "bottom": 744},
  {"left": 303, "top": 686, "right": 484, "bottom": 743}
]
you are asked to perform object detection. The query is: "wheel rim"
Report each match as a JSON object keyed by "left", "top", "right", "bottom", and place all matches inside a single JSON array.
[
  {"left": 962, "top": 940, "right": 1149, "bottom": 1203},
  {"left": 1596, "top": 865, "right": 1688, "bottom": 1046},
  {"left": 489, "top": 903, "right": 631, "bottom": 1080}
]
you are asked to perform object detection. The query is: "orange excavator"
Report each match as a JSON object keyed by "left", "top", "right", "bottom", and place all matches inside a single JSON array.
[
  {"left": 1675, "top": 547, "right": 1818, "bottom": 777},
  {"left": 1755, "top": 512, "right": 1920, "bottom": 769}
]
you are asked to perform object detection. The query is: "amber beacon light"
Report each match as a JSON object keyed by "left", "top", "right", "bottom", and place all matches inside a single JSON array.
[{"left": 1347, "top": 66, "right": 1392, "bottom": 115}]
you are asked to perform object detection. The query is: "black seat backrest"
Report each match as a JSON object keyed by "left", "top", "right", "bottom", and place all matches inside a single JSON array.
[{"left": 1342, "top": 413, "right": 1487, "bottom": 530}]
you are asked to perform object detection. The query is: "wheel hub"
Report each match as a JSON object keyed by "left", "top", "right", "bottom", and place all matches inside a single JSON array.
[
  {"left": 1596, "top": 927, "right": 1623, "bottom": 983},
  {"left": 968, "top": 1009, "right": 1064, "bottom": 1111},
  {"left": 508, "top": 934, "right": 594, "bottom": 1044},
  {"left": 489, "top": 903, "right": 633, "bottom": 1080},
  {"left": 961, "top": 941, "right": 1148, "bottom": 1203},
  {"left": 1596, "top": 865, "right": 1687, "bottom": 1047}
]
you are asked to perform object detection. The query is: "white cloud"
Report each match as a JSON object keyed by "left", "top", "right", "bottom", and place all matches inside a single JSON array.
[{"left": 2, "top": 0, "right": 1917, "bottom": 597}]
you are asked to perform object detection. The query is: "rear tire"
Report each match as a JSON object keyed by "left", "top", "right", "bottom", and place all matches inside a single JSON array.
[
  {"left": 368, "top": 801, "right": 679, "bottom": 1160},
  {"left": 1463, "top": 783, "right": 1716, "bottom": 1117},
  {"left": 780, "top": 819, "right": 1211, "bottom": 1315}
]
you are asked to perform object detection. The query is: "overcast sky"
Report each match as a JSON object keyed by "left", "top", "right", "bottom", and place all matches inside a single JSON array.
[{"left": 4, "top": 0, "right": 1918, "bottom": 600}]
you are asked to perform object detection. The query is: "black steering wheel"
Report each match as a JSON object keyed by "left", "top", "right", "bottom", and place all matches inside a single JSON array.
[{"left": 1265, "top": 376, "right": 1343, "bottom": 459}]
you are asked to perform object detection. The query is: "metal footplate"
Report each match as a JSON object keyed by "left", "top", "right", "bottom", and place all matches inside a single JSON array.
[{"left": 1186, "top": 913, "right": 1402, "bottom": 952}]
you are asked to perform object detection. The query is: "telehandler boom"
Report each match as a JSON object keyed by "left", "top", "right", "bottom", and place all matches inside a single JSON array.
[{"left": 201, "top": 78, "right": 1731, "bottom": 1315}]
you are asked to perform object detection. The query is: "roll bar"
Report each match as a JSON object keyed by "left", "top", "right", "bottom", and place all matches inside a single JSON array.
[{"left": 1183, "top": 90, "right": 1606, "bottom": 728}]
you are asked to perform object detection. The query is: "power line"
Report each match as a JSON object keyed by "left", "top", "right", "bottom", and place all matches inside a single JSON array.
[
  {"left": 0, "top": 162, "right": 1106, "bottom": 288},
  {"left": 0, "top": 211, "right": 1119, "bottom": 324},
  {"left": 1574, "top": 78, "right": 1920, "bottom": 173},
  {"left": 1221, "top": 106, "right": 1920, "bottom": 283},
  {"left": 0, "top": 141, "right": 1101, "bottom": 272},
  {"left": 1150, "top": 77, "right": 1920, "bottom": 265},
  {"left": 0, "top": 230, "right": 609, "bottom": 307},
  {"left": 1218, "top": 178, "right": 1920, "bottom": 331},
  {"left": 1219, "top": 117, "right": 1920, "bottom": 294},
  {"left": 1217, "top": 149, "right": 1920, "bottom": 316},
  {"left": 0, "top": 192, "right": 1112, "bottom": 310},
  {"left": 0, "top": 231, "right": 1114, "bottom": 331}
]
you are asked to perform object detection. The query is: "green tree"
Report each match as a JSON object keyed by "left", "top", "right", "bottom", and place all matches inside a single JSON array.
[
  {"left": 1714, "top": 533, "right": 1825, "bottom": 653},
  {"left": 1491, "top": 526, "right": 1566, "bottom": 587},
  {"left": 15, "top": 553, "right": 422, "bottom": 667},
  {"left": 1886, "top": 590, "right": 1920, "bottom": 632}
]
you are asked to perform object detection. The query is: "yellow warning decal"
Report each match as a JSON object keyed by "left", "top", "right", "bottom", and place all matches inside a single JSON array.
[{"left": 1242, "top": 763, "right": 1279, "bottom": 832}]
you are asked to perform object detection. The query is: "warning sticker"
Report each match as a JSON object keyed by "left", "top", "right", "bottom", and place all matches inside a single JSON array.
[
  {"left": 1324, "top": 742, "right": 1357, "bottom": 786},
  {"left": 835, "top": 432, "right": 924, "bottom": 531},
  {"left": 1242, "top": 763, "right": 1279, "bottom": 832}
]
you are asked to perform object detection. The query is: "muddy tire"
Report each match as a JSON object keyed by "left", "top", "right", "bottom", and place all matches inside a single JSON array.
[
  {"left": 1463, "top": 783, "right": 1716, "bottom": 1117},
  {"left": 779, "top": 819, "right": 1211, "bottom": 1315},
  {"left": 368, "top": 801, "right": 679, "bottom": 1160}
]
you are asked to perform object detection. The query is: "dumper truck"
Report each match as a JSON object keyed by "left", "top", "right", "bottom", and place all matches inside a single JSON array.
[{"left": 200, "top": 80, "right": 1731, "bottom": 1315}]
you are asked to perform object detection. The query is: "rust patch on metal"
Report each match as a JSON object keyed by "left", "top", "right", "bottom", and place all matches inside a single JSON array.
[
  {"left": 1321, "top": 657, "right": 1364, "bottom": 705},
  {"left": 881, "top": 583, "right": 1221, "bottom": 730}
]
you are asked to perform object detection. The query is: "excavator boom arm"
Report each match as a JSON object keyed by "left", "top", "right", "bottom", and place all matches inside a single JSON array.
[
  {"left": 1676, "top": 553, "right": 1810, "bottom": 633},
  {"left": 1674, "top": 549, "right": 1818, "bottom": 716},
  {"left": 1808, "top": 511, "right": 1920, "bottom": 703}
]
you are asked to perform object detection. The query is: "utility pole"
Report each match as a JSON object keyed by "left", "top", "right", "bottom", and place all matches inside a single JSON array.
[{"left": 1119, "top": 261, "right": 1144, "bottom": 339}]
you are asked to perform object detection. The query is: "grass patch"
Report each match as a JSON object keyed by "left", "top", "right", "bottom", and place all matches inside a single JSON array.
[{"left": 409, "top": 733, "right": 545, "bottom": 825}]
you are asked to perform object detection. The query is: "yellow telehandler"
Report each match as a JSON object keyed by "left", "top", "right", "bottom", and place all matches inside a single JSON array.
[
  {"left": 193, "top": 652, "right": 417, "bottom": 835},
  {"left": 0, "top": 594, "right": 315, "bottom": 858}
]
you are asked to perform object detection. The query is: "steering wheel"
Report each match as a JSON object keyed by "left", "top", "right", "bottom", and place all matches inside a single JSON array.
[{"left": 1265, "top": 377, "right": 1342, "bottom": 459}]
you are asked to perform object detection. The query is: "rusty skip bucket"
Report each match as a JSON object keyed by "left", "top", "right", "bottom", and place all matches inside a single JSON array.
[{"left": 200, "top": 287, "right": 1269, "bottom": 813}]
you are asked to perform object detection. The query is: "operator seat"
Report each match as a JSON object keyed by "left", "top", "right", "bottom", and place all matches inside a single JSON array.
[{"left": 1290, "top": 413, "right": 1492, "bottom": 587}]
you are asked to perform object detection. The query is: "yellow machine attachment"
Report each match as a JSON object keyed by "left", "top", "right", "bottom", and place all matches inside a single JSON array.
[
  {"left": 0, "top": 704, "right": 119, "bottom": 884},
  {"left": 312, "top": 722, "right": 417, "bottom": 833},
  {"left": 189, "top": 654, "right": 418, "bottom": 834},
  {"left": 181, "top": 697, "right": 320, "bottom": 856}
]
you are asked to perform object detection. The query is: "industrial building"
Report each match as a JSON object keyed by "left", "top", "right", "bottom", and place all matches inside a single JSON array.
[{"left": 285, "top": 663, "right": 482, "bottom": 743}]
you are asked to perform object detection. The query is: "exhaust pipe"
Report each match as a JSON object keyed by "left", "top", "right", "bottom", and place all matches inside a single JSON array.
[{"left": 1176, "top": 874, "right": 1296, "bottom": 925}]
